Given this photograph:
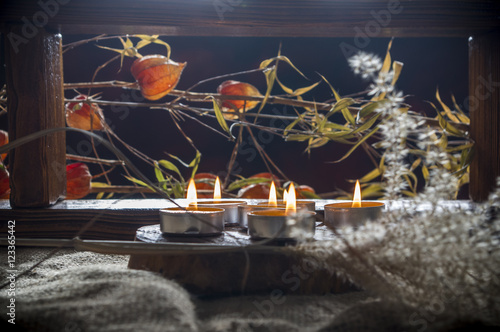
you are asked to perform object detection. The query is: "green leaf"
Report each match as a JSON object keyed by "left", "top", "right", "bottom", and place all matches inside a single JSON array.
[
  {"left": 318, "top": 98, "right": 355, "bottom": 131},
  {"left": 391, "top": 61, "right": 404, "bottom": 86},
  {"left": 167, "top": 154, "right": 190, "bottom": 168},
  {"left": 256, "top": 67, "right": 277, "bottom": 117},
  {"left": 91, "top": 182, "right": 112, "bottom": 188},
  {"left": 459, "top": 145, "right": 474, "bottom": 170},
  {"left": 430, "top": 102, "right": 466, "bottom": 137},
  {"left": 327, "top": 98, "right": 355, "bottom": 118},
  {"left": 259, "top": 58, "right": 275, "bottom": 69},
  {"left": 331, "top": 126, "right": 379, "bottom": 163},
  {"left": 451, "top": 94, "right": 470, "bottom": 124},
  {"left": 371, "top": 39, "right": 393, "bottom": 101},
  {"left": 125, "top": 176, "right": 154, "bottom": 191},
  {"left": 350, "top": 113, "right": 381, "bottom": 135},
  {"left": 134, "top": 35, "right": 171, "bottom": 59},
  {"left": 275, "top": 55, "right": 308, "bottom": 79},
  {"left": 357, "top": 101, "right": 383, "bottom": 121},
  {"left": 189, "top": 150, "right": 202, "bottom": 178},
  {"left": 306, "top": 137, "right": 329, "bottom": 151},
  {"left": 210, "top": 96, "right": 230, "bottom": 134},
  {"left": 173, "top": 181, "right": 184, "bottom": 198},
  {"left": 422, "top": 164, "right": 430, "bottom": 182},
  {"left": 436, "top": 88, "right": 460, "bottom": 123},
  {"left": 402, "top": 190, "right": 416, "bottom": 198},
  {"left": 158, "top": 159, "right": 184, "bottom": 182},
  {"left": 380, "top": 38, "right": 393, "bottom": 75},
  {"left": 361, "top": 183, "right": 384, "bottom": 198},
  {"left": 154, "top": 162, "right": 167, "bottom": 189},
  {"left": 341, "top": 107, "right": 356, "bottom": 125},
  {"left": 298, "top": 190, "right": 321, "bottom": 199},
  {"left": 292, "top": 81, "right": 321, "bottom": 96},
  {"left": 323, "top": 122, "right": 351, "bottom": 131},
  {"left": 276, "top": 77, "right": 294, "bottom": 95},
  {"left": 317, "top": 73, "right": 341, "bottom": 101},
  {"left": 286, "top": 134, "right": 313, "bottom": 142},
  {"left": 284, "top": 113, "right": 305, "bottom": 135},
  {"left": 359, "top": 168, "right": 381, "bottom": 183},
  {"left": 446, "top": 143, "right": 474, "bottom": 153},
  {"left": 226, "top": 177, "right": 273, "bottom": 192},
  {"left": 410, "top": 158, "right": 422, "bottom": 171},
  {"left": 96, "top": 192, "right": 105, "bottom": 199}
]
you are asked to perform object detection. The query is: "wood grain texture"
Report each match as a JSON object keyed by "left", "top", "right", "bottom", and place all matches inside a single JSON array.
[
  {"left": 469, "top": 30, "right": 500, "bottom": 201},
  {"left": 4, "top": 26, "right": 66, "bottom": 207},
  {"left": 0, "top": 0, "right": 499, "bottom": 37},
  {"left": 0, "top": 199, "right": 164, "bottom": 240}
]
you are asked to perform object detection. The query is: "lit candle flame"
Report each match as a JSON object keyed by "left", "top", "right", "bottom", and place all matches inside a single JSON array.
[
  {"left": 283, "top": 188, "right": 288, "bottom": 204},
  {"left": 214, "top": 176, "right": 221, "bottom": 200},
  {"left": 286, "top": 183, "right": 296, "bottom": 214},
  {"left": 352, "top": 180, "right": 362, "bottom": 208},
  {"left": 268, "top": 181, "right": 277, "bottom": 207},
  {"left": 187, "top": 178, "right": 197, "bottom": 208}
]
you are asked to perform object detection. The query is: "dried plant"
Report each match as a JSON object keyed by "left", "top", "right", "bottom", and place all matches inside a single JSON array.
[
  {"left": 295, "top": 49, "right": 500, "bottom": 328},
  {"left": 53, "top": 36, "right": 473, "bottom": 200}
]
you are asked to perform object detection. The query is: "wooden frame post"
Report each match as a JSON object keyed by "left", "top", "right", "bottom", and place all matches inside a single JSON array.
[
  {"left": 469, "top": 30, "right": 500, "bottom": 201},
  {"left": 4, "top": 26, "right": 66, "bottom": 207}
]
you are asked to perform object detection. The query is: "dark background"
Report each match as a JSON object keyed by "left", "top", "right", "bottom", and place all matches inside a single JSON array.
[{"left": 1, "top": 35, "right": 469, "bottom": 196}]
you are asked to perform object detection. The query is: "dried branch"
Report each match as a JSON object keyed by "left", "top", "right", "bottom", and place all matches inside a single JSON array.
[{"left": 67, "top": 154, "right": 124, "bottom": 166}]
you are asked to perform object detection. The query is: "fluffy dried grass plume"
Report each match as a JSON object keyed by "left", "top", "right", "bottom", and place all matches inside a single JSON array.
[{"left": 298, "top": 51, "right": 500, "bottom": 329}]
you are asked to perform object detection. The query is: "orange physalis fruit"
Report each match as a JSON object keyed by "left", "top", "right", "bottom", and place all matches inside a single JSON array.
[
  {"left": 65, "top": 95, "right": 105, "bottom": 131},
  {"left": 237, "top": 183, "right": 270, "bottom": 199},
  {"left": 249, "top": 172, "right": 281, "bottom": 188},
  {"left": 193, "top": 172, "right": 217, "bottom": 198},
  {"left": 0, "top": 166, "right": 10, "bottom": 199},
  {"left": 217, "top": 80, "right": 261, "bottom": 119},
  {"left": 0, "top": 130, "right": 8, "bottom": 161},
  {"left": 297, "top": 184, "right": 316, "bottom": 198},
  {"left": 131, "top": 55, "right": 186, "bottom": 101},
  {"left": 66, "top": 163, "right": 92, "bottom": 199}
]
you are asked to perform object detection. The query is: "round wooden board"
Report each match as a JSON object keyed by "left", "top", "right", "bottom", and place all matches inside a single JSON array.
[{"left": 128, "top": 224, "right": 358, "bottom": 296}]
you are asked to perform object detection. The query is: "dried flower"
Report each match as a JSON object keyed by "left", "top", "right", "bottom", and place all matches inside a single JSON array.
[
  {"left": 65, "top": 94, "right": 105, "bottom": 131},
  {"left": 66, "top": 163, "right": 92, "bottom": 199},
  {"left": 348, "top": 52, "right": 382, "bottom": 79},
  {"left": 0, "top": 129, "right": 8, "bottom": 161},
  {"left": 217, "top": 80, "right": 261, "bottom": 119},
  {"left": 131, "top": 55, "right": 186, "bottom": 101},
  {"left": 0, "top": 165, "right": 10, "bottom": 199}
]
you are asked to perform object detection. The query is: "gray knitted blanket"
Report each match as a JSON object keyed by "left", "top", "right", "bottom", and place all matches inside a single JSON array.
[{"left": 0, "top": 248, "right": 466, "bottom": 331}]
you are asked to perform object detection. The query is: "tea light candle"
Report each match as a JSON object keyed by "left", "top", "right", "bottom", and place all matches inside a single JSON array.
[
  {"left": 257, "top": 182, "right": 316, "bottom": 211},
  {"left": 160, "top": 179, "right": 225, "bottom": 236},
  {"left": 324, "top": 180, "right": 384, "bottom": 229},
  {"left": 247, "top": 183, "right": 316, "bottom": 239},
  {"left": 239, "top": 181, "right": 283, "bottom": 228},
  {"left": 189, "top": 176, "right": 246, "bottom": 225}
]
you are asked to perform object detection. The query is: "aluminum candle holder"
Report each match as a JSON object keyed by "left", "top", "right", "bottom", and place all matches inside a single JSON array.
[
  {"left": 191, "top": 199, "right": 247, "bottom": 225},
  {"left": 238, "top": 204, "right": 284, "bottom": 228},
  {"left": 160, "top": 206, "right": 225, "bottom": 236},
  {"left": 247, "top": 209, "right": 316, "bottom": 240},
  {"left": 257, "top": 200, "right": 315, "bottom": 212},
  {"left": 324, "top": 202, "right": 385, "bottom": 229}
]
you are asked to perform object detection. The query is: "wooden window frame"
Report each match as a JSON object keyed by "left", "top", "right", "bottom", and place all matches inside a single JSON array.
[{"left": 0, "top": 0, "right": 499, "bottom": 239}]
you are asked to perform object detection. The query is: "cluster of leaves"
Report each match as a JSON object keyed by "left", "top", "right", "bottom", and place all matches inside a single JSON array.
[{"left": 59, "top": 35, "right": 472, "bottom": 199}]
